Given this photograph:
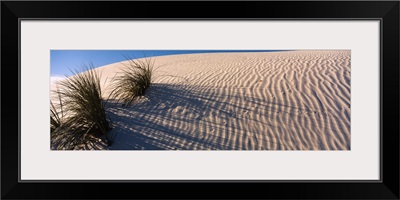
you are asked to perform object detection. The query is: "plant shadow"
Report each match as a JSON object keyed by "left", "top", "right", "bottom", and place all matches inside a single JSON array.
[{"left": 105, "top": 81, "right": 348, "bottom": 150}]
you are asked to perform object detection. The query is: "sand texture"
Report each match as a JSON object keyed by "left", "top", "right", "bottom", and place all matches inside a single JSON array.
[{"left": 52, "top": 50, "right": 351, "bottom": 150}]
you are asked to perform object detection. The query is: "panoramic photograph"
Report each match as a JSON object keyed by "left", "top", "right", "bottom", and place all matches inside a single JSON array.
[{"left": 50, "top": 50, "right": 351, "bottom": 150}]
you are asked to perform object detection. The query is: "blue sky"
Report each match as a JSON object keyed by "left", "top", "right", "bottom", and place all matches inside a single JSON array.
[{"left": 51, "top": 50, "right": 284, "bottom": 77}]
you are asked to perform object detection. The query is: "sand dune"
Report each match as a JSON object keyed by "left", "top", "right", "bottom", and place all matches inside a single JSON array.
[{"left": 51, "top": 50, "right": 351, "bottom": 150}]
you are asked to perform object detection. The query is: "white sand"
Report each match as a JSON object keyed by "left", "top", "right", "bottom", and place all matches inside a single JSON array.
[{"left": 52, "top": 50, "right": 351, "bottom": 150}]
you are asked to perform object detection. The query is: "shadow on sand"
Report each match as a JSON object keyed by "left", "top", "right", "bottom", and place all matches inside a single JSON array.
[{"left": 105, "top": 82, "right": 344, "bottom": 150}]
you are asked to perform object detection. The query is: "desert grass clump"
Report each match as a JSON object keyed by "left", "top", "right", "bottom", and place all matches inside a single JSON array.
[
  {"left": 50, "top": 102, "right": 62, "bottom": 133},
  {"left": 109, "top": 57, "right": 155, "bottom": 106},
  {"left": 50, "top": 87, "right": 64, "bottom": 134},
  {"left": 56, "top": 64, "right": 112, "bottom": 146}
]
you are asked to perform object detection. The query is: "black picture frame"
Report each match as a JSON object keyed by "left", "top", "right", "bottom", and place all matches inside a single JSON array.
[{"left": 2, "top": 1, "right": 399, "bottom": 199}]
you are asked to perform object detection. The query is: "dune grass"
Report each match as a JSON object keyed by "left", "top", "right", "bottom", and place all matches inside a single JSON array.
[
  {"left": 50, "top": 103, "right": 61, "bottom": 133},
  {"left": 50, "top": 85, "right": 65, "bottom": 134},
  {"left": 109, "top": 57, "right": 155, "bottom": 106},
  {"left": 51, "top": 57, "right": 156, "bottom": 149},
  {"left": 54, "top": 64, "right": 112, "bottom": 147}
]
